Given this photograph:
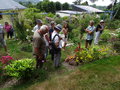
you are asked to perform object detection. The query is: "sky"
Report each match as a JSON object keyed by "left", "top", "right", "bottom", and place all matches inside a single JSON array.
[{"left": 50, "top": 0, "right": 113, "bottom": 6}]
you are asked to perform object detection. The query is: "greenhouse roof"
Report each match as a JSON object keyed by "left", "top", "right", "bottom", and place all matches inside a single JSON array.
[
  {"left": 0, "top": 0, "right": 26, "bottom": 11},
  {"left": 72, "top": 5, "right": 104, "bottom": 13},
  {"left": 57, "top": 10, "right": 83, "bottom": 15}
]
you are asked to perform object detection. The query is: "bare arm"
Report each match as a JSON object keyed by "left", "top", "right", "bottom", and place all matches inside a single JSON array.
[{"left": 85, "top": 29, "right": 93, "bottom": 34}]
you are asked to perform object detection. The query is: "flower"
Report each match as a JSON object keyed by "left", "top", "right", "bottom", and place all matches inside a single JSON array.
[
  {"left": 0, "top": 56, "right": 14, "bottom": 64},
  {"left": 31, "top": 30, "right": 34, "bottom": 32},
  {"left": 26, "top": 29, "right": 29, "bottom": 32}
]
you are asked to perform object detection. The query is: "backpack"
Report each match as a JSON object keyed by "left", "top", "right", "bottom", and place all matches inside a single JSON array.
[{"left": 50, "top": 34, "right": 61, "bottom": 53}]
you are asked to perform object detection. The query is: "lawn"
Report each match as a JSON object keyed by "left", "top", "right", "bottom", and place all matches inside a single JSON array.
[{"left": 28, "top": 56, "right": 120, "bottom": 90}]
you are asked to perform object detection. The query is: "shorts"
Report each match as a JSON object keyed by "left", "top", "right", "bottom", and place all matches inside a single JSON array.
[
  {"left": 0, "top": 39, "right": 6, "bottom": 47},
  {"left": 86, "top": 39, "right": 93, "bottom": 45}
]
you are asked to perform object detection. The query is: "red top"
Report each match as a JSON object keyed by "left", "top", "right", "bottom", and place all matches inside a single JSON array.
[{"left": 4, "top": 24, "right": 12, "bottom": 32}]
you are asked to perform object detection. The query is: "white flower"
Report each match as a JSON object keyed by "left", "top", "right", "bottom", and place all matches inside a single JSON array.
[
  {"left": 26, "top": 36, "right": 29, "bottom": 40},
  {"left": 31, "top": 30, "right": 34, "bottom": 32},
  {"left": 26, "top": 29, "right": 29, "bottom": 32}
]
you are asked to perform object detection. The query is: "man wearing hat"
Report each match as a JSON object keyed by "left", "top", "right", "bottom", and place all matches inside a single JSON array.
[
  {"left": 51, "top": 24, "right": 62, "bottom": 68},
  {"left": 94, "top": 20, "right": 105, "bottom": 45},
  {"left": 33, "top": 19, "right": 42, "bottom": 32}
]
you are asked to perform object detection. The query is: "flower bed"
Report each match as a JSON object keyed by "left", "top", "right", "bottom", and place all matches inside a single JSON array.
[{"left": 65, "top": 44, "right": 116, "bottom": 66}]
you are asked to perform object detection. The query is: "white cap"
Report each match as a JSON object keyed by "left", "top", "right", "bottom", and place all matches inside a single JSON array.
[{"left": 100, "top": 20, "right": 104, "bottom": 23}]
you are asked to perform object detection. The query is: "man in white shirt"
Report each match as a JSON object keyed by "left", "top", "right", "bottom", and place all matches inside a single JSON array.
[
  {"left": 33, "top": 19, "right": 42, "bottom": 32},
  {"left": 51, "top": 24, "right": 62, "bottom": 68}
]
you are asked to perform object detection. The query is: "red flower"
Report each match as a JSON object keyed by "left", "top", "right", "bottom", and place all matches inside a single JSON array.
[{"left": 0, "top": 56, "right": 14, "bottom": 64}]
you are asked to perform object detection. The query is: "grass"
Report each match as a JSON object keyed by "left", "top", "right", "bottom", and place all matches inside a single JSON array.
[
  {"left": 27, "top": 56, "right": 120, "bottom": 90},
  {"left": 0, "top": 30, "right": 120, "bottom": 90}
]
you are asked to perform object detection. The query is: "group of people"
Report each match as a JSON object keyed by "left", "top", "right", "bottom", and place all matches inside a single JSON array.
[
  {"left": 85, "top": 20, "right": 105, "bottom": 48},
  {"left": 32, "top": 19, "right": 105, "bottom": 69},
  {"left": 0, "top": 22, "right": 14, "bottom": 54},
  {"left": 0, "top": 19, "right": 104, "bottom": 69},
  {"left": 33, "top": 19, "right": 69, "bottom": 69}
]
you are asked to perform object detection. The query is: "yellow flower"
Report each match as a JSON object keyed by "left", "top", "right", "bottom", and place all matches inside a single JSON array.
[
  {"left": 80, "top": 57, "right": 83, "bottom": 60},
  {"left": 76, "top": 60, "right": 79, "bottom": 62}
]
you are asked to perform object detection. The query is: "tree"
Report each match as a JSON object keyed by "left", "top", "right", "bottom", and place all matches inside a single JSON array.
[
  {"left": 81, "top": 1, "right": 89, "bottom": 5},
  {"left": 113, "top": 3, "right": 120, "bottom": 19},
  {"left": 47, "top": 1, "right": 56, "bottom": 13},
  {"left": 62, "top": 3, "right": 69, "bottom": 10},
  {"left": 36, "top": 1, "right": 43, "bottom": 11},
  {"left": 55, "top": 1, "right": 62, "bottom": 11},
  {"left": 73, "top": 0, "right": 82, "bottom": 5}
]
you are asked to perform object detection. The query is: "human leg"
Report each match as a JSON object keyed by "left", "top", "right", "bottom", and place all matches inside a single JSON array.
[
  {"left": 85, "top": 40, "right": 89, "bottom": 48},
  {"left": 94, "top": 31, "right": 100, "bottom": 44},
  {"left": 54, "top": 51, "right": 61, "bottom": 68}
]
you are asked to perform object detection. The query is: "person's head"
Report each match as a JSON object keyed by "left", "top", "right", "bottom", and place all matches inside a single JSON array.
[
  {"left": 5, "top": 22, "right": 9, "bottom": 25},
  {"left": 50, "top": 21, "right": 55, "bottom": 28},
  {"left": 36, "top": 19, "right": 42, "bottom": 26},
  {"left": 100, "top": 20, "right": 105, "bottom": 25},
  {"left": 54, "top": 24, "right": 62, "bottom": 33},
  {"left": 63, "top": 21, "right": 68, "bottom": 28},
  {"left": 38, "top": 25, "right": 49, "bottom": 35},
  {"left": 89, "top": 20, "right": 94, "bottom": 26}
]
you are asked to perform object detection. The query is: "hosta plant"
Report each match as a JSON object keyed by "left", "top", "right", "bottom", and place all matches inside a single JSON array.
[{"left": 4, "top": 59, "right": 35, "bottom": 79}]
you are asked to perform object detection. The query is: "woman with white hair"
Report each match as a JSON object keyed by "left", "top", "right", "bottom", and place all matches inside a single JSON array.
[{"left": 33, "top": 25, "right": 49, "bottom": 69}]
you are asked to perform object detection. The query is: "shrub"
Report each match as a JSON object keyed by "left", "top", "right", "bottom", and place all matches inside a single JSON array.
[
  {"left": 100, "top": 30, "right": 111, "bottom": 41},
  {"left": 112, "top": 41, "right": 120, "bottom": 53},
  {"left": 65, "top": 46, "right": 115, "bottom": 65},
  {"left": 4, "top": 59, "right": 35, "bottom": 79},
  {"left": 106, "top": 19, "right": 120, "bottom": 29},
  {"left": 14, "top": 17, "right": 27, "bottom": 41}
]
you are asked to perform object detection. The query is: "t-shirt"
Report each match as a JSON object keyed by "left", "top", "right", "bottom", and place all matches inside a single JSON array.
[
  {"left": 52, "top": 31, "right": 62, "bottom": 49},
  {"left": 86, "top": 25, "right": 95, "bottom": 40},
  {"left": 96, "top": 24, "right": 104, "bottom": 33},
  {"left": 44, "top": 33, "right": 49, "bottom": 46},
  {"left": 33, "top": 25, "right": 41, "bottom": 32},
  {"left": 33, "top": 31, "right": 46, "bottom": 55},
  {"left": 4, "top": 24, "right": 12, "bottom": 32}
]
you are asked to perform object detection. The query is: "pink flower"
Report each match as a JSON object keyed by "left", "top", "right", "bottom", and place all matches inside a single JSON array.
[{"left": 0, "top": 56, "right": 14, "bottom": 64}]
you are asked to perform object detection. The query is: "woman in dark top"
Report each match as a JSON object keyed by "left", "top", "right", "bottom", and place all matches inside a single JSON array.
[{"left": 94, "top": 20, "right": 105, "bottom": 45}]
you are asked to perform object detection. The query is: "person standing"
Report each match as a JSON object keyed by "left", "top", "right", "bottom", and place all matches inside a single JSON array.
[
  {"left": 4, "top": 22, "right": 13, "bottom": 39},
  {"left": 52, "top": 24, "right": 62, "bottom": 68},
  {"left": 33, "top": 19, "right": 42, "bottom": 32},
  {"left": 33, "top": 25, "right": 49, "bottom": 69},
  {"left": 49, "top": 21, "right": 55, "bottom": 61},
  {"left": 0, "top": 24, "right": 8, "bottom": 54},
  {"left": 44, "top": 32, "right": 50, "bottom": 58},
  {"left": 62, "top": 21, "right": 69, "bottom": 50},
  {"left": 85, "top": 20, "right": 96, "bottom": 48},
  {"left": 49, "top": 21, "right": 55, "bottom": 41},
  {"left": 94, "top": 20, "right": 105, "bottom": 45}
]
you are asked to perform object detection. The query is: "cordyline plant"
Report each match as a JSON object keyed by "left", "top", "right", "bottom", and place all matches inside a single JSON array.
[{"left": 0, "top": 56, "right": 14, "bottom": 65}]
